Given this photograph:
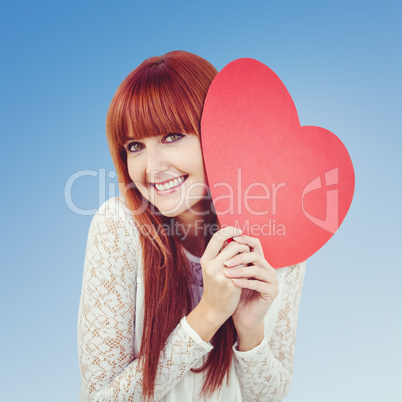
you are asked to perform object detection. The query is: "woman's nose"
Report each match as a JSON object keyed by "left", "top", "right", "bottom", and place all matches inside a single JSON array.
[{"left": 146, "top": 145, "right": 170, "bottom": 179}]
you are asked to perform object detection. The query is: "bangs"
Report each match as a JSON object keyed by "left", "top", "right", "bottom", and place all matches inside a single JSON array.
[{"left": 110, "top": 60, "right": 207, "bottom": 152}]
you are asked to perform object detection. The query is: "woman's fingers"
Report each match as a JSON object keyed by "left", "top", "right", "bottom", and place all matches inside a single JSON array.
[
  {"left": 224, "top": 251, "right": 274, "bottom": 272},
  {"left": 231, "top": 277, "right": 278, "bottom": 299},
  {"left": 231, "top": 234, "right": 264, "bottom": 255},
  {"left": 226, "top": 265, "right": 278, "bottom": 297},
  {"left": 202, "top": 226, "right": 242, "bottom": 261},
  {"left": 217, "top": 240, "right": 250, "bottom": 263},
  {"left": 224, "top": 265, "right": 277, "bottom": 284}
]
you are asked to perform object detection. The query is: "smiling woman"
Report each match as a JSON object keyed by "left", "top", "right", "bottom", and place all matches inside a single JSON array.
[
  {"left": 125, "top": 133, "right": 208, "bottom": 219},
  {"left": 77, "top": 50, "right": 307, "bottom": 401}
]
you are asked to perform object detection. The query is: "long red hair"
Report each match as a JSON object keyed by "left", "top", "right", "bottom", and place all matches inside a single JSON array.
[{"left": 106, "top": 51, "right": 236, "bottom": 400}]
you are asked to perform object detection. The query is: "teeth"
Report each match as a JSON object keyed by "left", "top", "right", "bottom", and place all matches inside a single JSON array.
[{"left": 155, "top": 176, "right": 185, "bottom": 191}]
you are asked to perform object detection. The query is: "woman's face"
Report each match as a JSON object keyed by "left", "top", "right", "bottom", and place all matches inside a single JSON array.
[{"left": 125, "top": 133, "right": 209, "bottom": 219}]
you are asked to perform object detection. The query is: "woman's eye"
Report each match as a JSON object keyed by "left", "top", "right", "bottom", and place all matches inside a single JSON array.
[
  {"left": 164, "top": 133, "right": 184, "bottom": 143},
  {"left": 126, "top": 142, "right": 143, "bottom": 153}
]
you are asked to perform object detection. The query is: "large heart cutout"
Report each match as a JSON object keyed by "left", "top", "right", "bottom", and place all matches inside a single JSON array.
[{"left": 201, "top": 58, "right": 355, "bottom": 268}]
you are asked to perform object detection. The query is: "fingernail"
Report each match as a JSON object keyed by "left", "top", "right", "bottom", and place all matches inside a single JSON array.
[
  {"left": 224, "top": 268, "right": 235, "bottom": 276},
  {"left": 224, "top": 258, "right": 235, "bottom": 267},
  {"left": 234, "top": 227, "right": 242, "bottom": 235},
  {"left": 232, "top": 235, "right": 242, "bottom": 241}
]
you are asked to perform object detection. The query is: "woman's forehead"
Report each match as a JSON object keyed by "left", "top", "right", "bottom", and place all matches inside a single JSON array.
[
  {"left": 125, "top": 125, "right": 175, "bottom": 140},
  {"left": 123, "top": 116, "right": 196, "bottom": 141}
]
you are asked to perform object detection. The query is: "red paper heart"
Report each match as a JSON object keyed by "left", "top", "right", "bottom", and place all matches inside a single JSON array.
[{"left": 201, "top": 58, "right": 355, "bottom": 268}]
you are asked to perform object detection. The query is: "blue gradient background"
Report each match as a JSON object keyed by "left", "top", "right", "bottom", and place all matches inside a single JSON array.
[{"left": 1, "top": 1, "right": 401, "bottom": 400}]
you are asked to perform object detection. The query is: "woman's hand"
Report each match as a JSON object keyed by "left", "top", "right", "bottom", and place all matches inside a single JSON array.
[
  {"left": 187, "top": 226, "right": 251, "bottom": 343},
  {"left": 198, "top": 227, "right": 250, "bottom": 325},
  {"left": 223, "top": 235, "right": 279, "bottom": 333}
]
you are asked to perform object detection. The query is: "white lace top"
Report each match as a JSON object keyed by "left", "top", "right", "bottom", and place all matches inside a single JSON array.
[{"left": 77, "top": 196, "right": 306, "bottom": 401}]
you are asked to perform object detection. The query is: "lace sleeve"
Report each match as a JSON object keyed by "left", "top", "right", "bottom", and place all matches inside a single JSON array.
[
  {"left": 232, "top": 262, "right": 306, "bottom": 401},
  {"left": 77, "top": 198, "right": 212, "bottom": 401}
]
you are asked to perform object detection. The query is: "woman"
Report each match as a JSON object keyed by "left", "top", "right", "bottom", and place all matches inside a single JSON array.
[{"left": 77, "top": 50, "right": 306, "bottom": 401}]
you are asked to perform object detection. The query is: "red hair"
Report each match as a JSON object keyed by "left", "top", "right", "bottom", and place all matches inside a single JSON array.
[{"left": 106, "top": 51, "right": 236, "bottom": 400}]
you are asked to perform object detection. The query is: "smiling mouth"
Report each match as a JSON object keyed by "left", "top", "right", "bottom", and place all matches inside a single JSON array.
[{"left": 153, "top": 175, "right": 188, "bottom": 192}]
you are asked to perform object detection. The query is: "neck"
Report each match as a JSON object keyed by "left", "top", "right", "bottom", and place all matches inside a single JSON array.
[{"left": 173, "top": 201, "right": 217, "bottom": 258}]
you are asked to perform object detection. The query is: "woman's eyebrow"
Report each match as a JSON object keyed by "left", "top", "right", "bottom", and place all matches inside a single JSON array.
[
  {"left": 123, "top": 138, "right": 141, "bottom": 147},
  {"left": 124, "top": 133, "right": 179, "bottom": 148}
]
